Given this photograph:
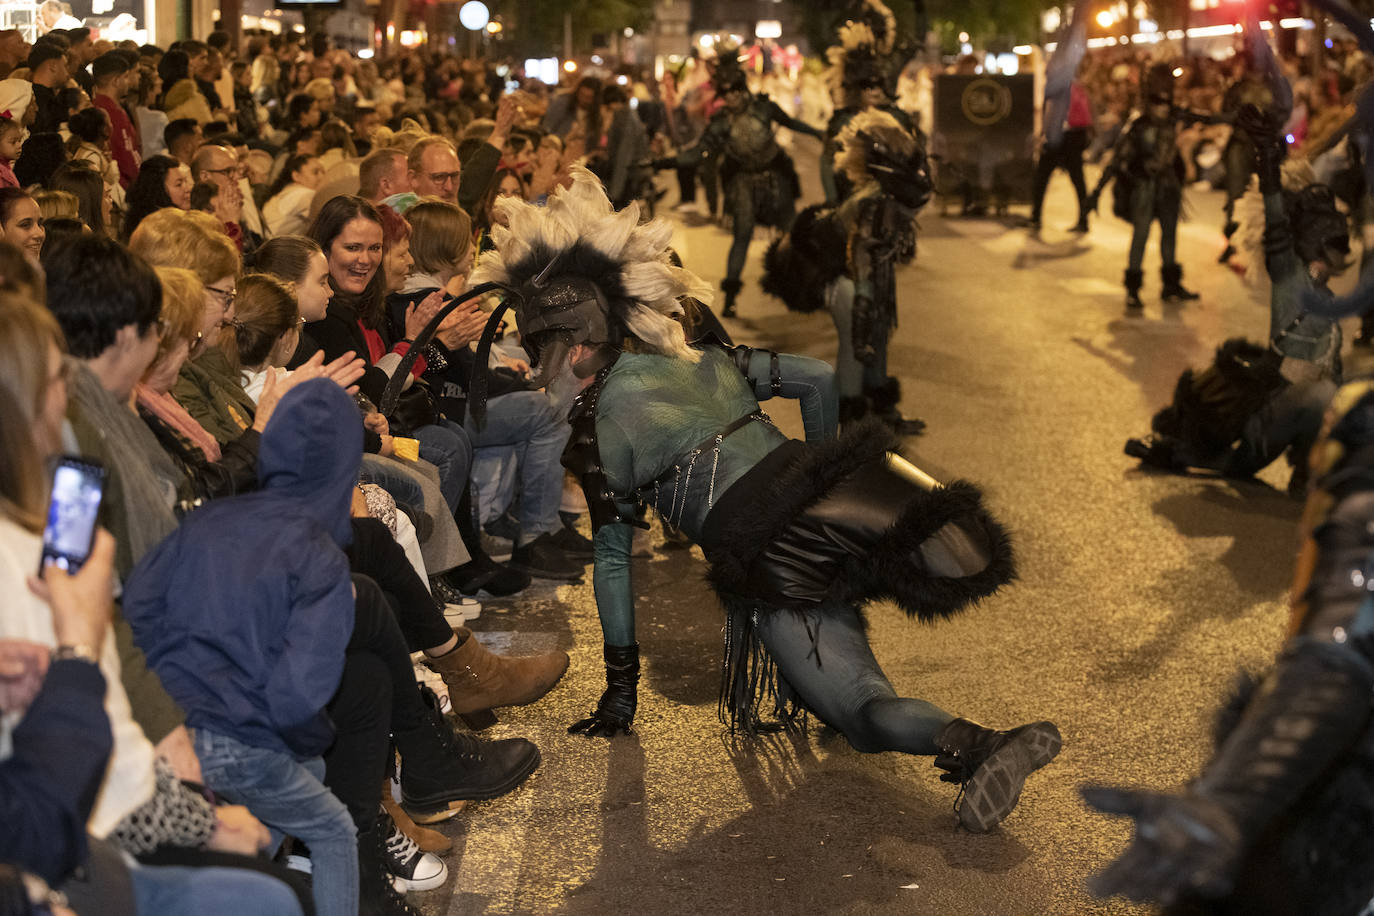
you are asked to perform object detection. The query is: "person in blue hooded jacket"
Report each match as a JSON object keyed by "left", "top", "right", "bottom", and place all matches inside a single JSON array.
[{"left": 124, "top": 378, "right": 364, "bottom": 916}]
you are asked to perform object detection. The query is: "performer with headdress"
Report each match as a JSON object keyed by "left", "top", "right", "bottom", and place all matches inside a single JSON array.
[
  {"left": 467, "top": 168, "right": 1061, "bottom": 833},
  {"left": 1123, "top": 103, "right": 1350, "bottom": 494},
  {"left": 820, "top": 0, "right": 913, "bottom": 204},
  {"left": 1089, "top": 62, "right": 1203, "bottom": 310},
  {"left": 660, "top": 51, "right": 824, "bottom": 318},
  {"left": 763, "top": 109, "right": 931, "bottom": 432}
]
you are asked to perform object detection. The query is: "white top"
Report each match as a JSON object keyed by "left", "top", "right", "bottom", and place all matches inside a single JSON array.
[
  {"left": 262, "top": 183, "right": 314, "bottom": 238},
  {"left": 0, "top": 518, "right": 156, "bottom": 838}
]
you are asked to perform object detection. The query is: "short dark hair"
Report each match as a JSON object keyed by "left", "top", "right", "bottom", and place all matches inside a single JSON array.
[
  {"left": 164, "top": 118, "right": 201, "bottom": 151},
  {"left": 207, "top": 30, "right": 231, "bottom": 52},
  {"left": 92, "top": 51, "right": 131, "bottom": 85},
  {"left": 26, "top": 42, "right": 65, "bottom": 72},
  {"left": 61, "top": 27, "right": 91, "bottom": 44},
  {"left": 43, "top": 236, "right": 162, "bottom": 359},
  {"left": 179, "top": 39, "right": 208, "bottom": 58}
]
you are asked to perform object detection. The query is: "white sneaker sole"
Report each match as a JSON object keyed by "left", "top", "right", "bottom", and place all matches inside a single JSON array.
[{"left": 391, "top": 855, "right": 448, "bottom": 892}]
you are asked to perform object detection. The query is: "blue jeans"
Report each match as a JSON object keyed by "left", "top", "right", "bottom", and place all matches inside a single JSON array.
[
  {"left": 128, "top": 860, "right": 302, "bottom": 916},
  {"left": 413, "top": 418, "right": 473, "bottom": 515},
  {"left": 464, "top": 390, "right": 570, "bottom": 542},
  {"left": 194, "top": 729, "right": 358, "bottom": 916}
]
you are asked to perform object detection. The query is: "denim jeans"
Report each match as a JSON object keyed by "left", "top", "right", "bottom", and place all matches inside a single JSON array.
[
  {"left": 464, "top": 390, "right": 570, "bottom": 542},
  {"left": 128, "top": 860, "right": 303, "bottom": 916},
  {"left": 358, "top": 453, "right": 470, "bottom": 574},
  {"left": 413, "top": 418, "right": 474, "bottom": 515},
  {"left": 194, "top": 729, "right": 358, "bottom": 916}
]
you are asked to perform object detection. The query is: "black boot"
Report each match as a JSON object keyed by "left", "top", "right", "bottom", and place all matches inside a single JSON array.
[
  {"left": 720, "top": 278, "right": 742, "bottom": 318},
  {"left": 1161, "top": 263, "right": 1200, "bottom": 301},
  {"left": 358, "top": 812, "right": 423, "bottom": 916},
  {"left": 1124, "top": 434, "right": 1189, "bottom": 471},
  {"left": 396, "top": 686, "right": 541, "bottom": 818},
  {"left": 864, "top": 377, "right": 926, "bottom": 436},
  {"left": 934, "top": 717, "right": 1063, "bottom": 832},
  {"left": 1124, "top": 268, "right": 1144, "bottom": 311},
  {"left": 568, "top": 643, "right": 641, "bottom": 737}
]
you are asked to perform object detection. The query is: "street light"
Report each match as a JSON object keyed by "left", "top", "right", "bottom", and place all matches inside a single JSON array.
[
  {"left": 486, "top": 21, "right": 502, "bottom": 34},
  {"left": 1096, "top": 10, "right": 1116, "bottom": 28},
  {"left": 459, "top": 1, "right": 490, "bottom": 31}
]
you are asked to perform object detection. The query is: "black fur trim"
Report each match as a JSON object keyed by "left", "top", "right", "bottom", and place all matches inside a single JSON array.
[
  {"left": 704, "top": 417, "right": 1016, "bottom": 623},
  {"left": 844, "top": 481, "right": 1017, "bottom": 622},
  {"left": 705, "top": 417, "right": 896, "bottom": 599},
  {"left": 760, "top": 204, "right": 847, "bottom": 314}
]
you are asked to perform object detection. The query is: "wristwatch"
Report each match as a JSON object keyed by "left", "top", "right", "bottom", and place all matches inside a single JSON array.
[{"left": 53, "top": 644, "right": 99, "bottom": 664}]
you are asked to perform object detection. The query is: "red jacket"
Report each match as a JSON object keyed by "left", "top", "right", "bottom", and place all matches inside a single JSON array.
[{"left": 93, "top": 94, "right": 140, "bottom": 189}]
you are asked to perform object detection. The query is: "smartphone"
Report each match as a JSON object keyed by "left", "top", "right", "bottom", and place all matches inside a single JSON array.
[{"left": 38, "top": 457, "right": 106, "bottom": 574}]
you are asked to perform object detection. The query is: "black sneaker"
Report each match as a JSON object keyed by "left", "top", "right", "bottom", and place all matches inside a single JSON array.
[
  {"left": 547, "top": 525, "right": 594, "bottom": 559},
  {"left": 934, "top": 718, "right": 1062, "bottom": 832},
  {"left": 509, "top": 533, "right": 585, "bottom": 581},
  {"left": 447, "top": 557, "right": 531, "bottom": 598},
  {"left": 380, "top": 810, "right": 448, "bottom": 892}
]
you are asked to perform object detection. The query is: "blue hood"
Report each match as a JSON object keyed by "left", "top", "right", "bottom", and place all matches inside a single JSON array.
[{"left": 257, "top": 378, "right": 362, "bottom": 547}]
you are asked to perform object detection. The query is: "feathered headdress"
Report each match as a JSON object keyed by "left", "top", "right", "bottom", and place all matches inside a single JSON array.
[
  {"left": 854, "top": 0, "right": 896, "bottom": 56},
  {"left": 834, "top": 109, "right": 930, "bottom": 209},
  {"left": 472, "top": 166, "right": 711, "bottom": 383},
  {"left": 824, "top": 22, "right": 886, "bottom": 99},
  {"left": 711, "top": 48, "right": 749, "bottom": 95}
]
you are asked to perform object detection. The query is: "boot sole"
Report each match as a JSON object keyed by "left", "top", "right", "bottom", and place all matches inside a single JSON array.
[
  {"left": 958, "top": 722, "right": 1062, "bottom": 833},
  {"left": 506, "top": 561, "right": 585, "bottom": 582},
  {"left": 402, "top": 746, "right": 542, "bottom": 811},
  {"left": 402, "top": 799, "right": 467, "bottom": 825}
]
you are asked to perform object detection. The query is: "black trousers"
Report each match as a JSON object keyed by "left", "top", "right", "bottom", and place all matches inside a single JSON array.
[
  {"left": 1030, "top": 127, "right": 1089, "bottom": 223},
  {"left": 322, "top": 574, "right": 431, "bottom": 830},
  {"left": 347, "top": 517, "right": 453, "bottom": 652}
]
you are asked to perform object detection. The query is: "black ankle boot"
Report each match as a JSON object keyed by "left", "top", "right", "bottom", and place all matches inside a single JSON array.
[
  {"left": 1124, "top": 268, "right": 1144, "bottom": 311},
  {"left": 396, "top": 686, "right": 541, "bottom": 818},
  {"left": 1161, "top": 263, "right": 1200, "bottom": 301},
  {"left": 934, "top": 717, "right": 1063, "bottom": 832},
  {"left": 358, "top": 813, "right": 422, "bottom": 916},
  {"left": 721, "top": 278, "right": 742, "bottom": 318}
]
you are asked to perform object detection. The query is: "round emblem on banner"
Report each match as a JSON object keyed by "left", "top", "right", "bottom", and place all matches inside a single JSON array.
[{"left": 961, "top": 78, "right": 1012, "bottom": 126}]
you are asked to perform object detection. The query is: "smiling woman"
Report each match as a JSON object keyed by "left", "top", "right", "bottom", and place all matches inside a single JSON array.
[{"left": 0, "top": 188, "right": 46, "bottom": 266}]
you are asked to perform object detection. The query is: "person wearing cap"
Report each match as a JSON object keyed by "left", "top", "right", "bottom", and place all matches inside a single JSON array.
[
  {"left": 92, "top": 51, "right": 140, "bottom": 189},
  {"left": 26, "top": 41, "right": 69, "bottom": 134}
]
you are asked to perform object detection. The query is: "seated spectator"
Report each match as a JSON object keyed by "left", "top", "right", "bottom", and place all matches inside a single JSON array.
[
  {"left": 90, "top": 50, "right": 141, "bottom": 191},
  {"left": 473, "top": 166, "right": 527, "bottom": 254},
  {"left": 304, "top": 195, "right": 529, "bottom": 598},
  {"left": 27, "top": 41, "right": 70, "bottom": 134},
  {"left": 0, "top": 113, "right": 23, "bottom": 189},
  {"left": 39, "top": 216, "right": 89, "bottom": 258},
  {"left": 67, "top": 107, "right": 125, "bottom": 212},
  {"left": 393, "top": 199, "right": 588, "bottom": 580},
  {"left": 13, "top": 130, "right": 68, "bottom": 189},
  {"left": 0, "top": 188, "right": 46, "bottom": 265},
  {"left": 133, "top": 64, "right": 170, "bottom": 159},
  {"left": 49, "top": 161, "right": 113, "bottom": 237},
  {"left": 262, "top": 153, "right": 324, "bottom": 236},
  {"left": 160, "top": 50, "right": 213, "bottom": 125},
  {"left": 163, "top": 116, "right": 203, "bottom": 166},
  {"left": 0, "top": 289, "right": 304, "bottom": 916},
  {"left": 317, "top": 119, "right": 358, "bottom": 172},
  {"left": 32, "top": 187, "right": 78, "bottom": 221},
  {"left": 122, "top": 154, "right": 193, "bottom": 238},
  {"left": 253, "top": 234, "right": 473, "bottom": 584}
]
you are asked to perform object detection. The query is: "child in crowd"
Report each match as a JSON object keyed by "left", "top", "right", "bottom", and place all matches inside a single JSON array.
[{"left": 0, "top": 116, "right": 23, "bottom": 189}]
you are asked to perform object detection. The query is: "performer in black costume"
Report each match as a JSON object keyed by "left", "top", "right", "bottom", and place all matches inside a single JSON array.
[
  {"left": 665, "top": 51, "right": 824, "bottom": 318},
  {"left": 1124, "top": 106, "right": 1349, "bottom": 495},
  {"left": 1086, "top": 379, "right": 1374, "bottom": 914},
  {"left": 763, "top": 109, "right": 930, "bottom": 433},
  {"left": 1089, "top": 63, "right": 1203, "bottom": 310},
  {"left": 465, "top": 168, "right": 1062, "bottom": 833}
]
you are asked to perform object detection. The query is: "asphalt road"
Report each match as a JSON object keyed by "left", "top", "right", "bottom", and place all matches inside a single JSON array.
[{"left": 411, "top": 145, "right": 1354, "bottom": 915}]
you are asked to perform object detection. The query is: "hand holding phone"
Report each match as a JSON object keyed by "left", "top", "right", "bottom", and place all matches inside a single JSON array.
[{"left": 37, "top": 458, "right": 105, "bottom": 575}]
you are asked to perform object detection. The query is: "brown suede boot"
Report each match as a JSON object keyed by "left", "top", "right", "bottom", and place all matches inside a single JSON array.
[
  {"left": 382, "top": 786, "right": 453, "bottom": 853},
  {"left": 424, "top": 627, "right": 569, "bottom": 729}
]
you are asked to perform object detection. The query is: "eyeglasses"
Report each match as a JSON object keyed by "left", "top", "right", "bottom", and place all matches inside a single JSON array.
[
  {"left": 201, "top": 165, "right": 237, "bottom": 179},
  {"left": 426, "top": 170, "right": 460, "bottom": 186},
  {"left": 206, "top": 285, "right": 236, "bottom": 309}
]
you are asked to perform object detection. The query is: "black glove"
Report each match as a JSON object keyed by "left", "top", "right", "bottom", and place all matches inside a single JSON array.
[
  {"left": 1236, "top": 103, "right": 1286, "bottom": 193},
  {"left": 851, "top": 295, "right": 878, "bottom": 366},
  {"left": 568, "top": 642, "right": 640, "bottom": 738},
  {"left": 1081, "top": 786, "right": 1242, "bottom": 906}
]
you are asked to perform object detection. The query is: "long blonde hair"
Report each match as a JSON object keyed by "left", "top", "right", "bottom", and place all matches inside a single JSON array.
[{"left": 0, "top": 292, "right": 64, "bottom": 531}]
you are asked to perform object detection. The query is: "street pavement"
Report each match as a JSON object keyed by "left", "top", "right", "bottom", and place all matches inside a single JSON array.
[{"left": 411, "top": 148, "right": 1356, "bottom": 915}]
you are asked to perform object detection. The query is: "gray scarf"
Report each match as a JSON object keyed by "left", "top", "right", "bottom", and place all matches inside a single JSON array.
[{"left": 67, "top": 361, "right": 181, "bottom": 576}]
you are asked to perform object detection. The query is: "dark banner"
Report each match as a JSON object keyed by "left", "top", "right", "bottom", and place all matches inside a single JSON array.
[{"left": 933, "top": 74, "right": 1035, "bottom": 143}]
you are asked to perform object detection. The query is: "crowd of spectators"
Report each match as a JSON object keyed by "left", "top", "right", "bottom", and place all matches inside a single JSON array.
[{"left": 0, "top": 20, "right": 674, "bottom": 916}]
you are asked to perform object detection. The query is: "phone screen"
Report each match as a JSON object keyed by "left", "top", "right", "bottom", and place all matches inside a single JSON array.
[{"left": 39, "top": 457, "right": 106, "bottom": 574}]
